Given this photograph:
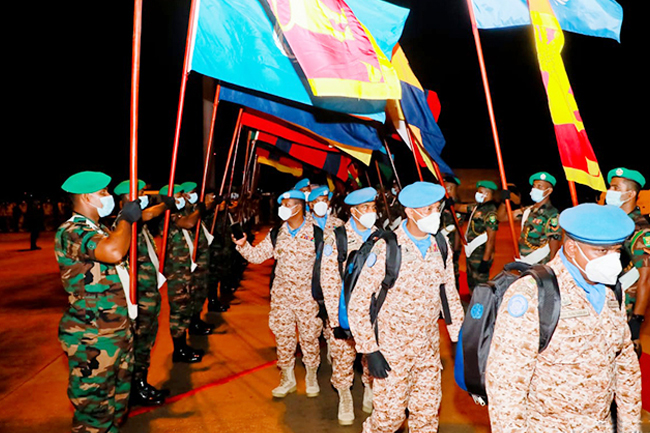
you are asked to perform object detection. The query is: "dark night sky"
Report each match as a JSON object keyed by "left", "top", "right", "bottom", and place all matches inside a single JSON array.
[{"left": 6, "top": 0, "right": 649, "bottom": 207}]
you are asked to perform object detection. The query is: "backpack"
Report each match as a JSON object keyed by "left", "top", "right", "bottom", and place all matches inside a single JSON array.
[
  {"left": 312, "top": 225, "right": 349, "bottom": 320},
  {"left": 453, "top": 261, "right": 623, "bottom": 406}
]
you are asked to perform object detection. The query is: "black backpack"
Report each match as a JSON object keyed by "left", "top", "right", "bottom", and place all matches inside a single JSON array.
[
  {"left": 312, "top": 225, "right": 349, "bottom": 320},
  {"left": 454, "top": 261, "right": 623, "bottom": 405}
]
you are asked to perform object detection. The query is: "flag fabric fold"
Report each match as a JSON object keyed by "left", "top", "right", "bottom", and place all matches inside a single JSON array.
[
  {"left": 256, "top": 146, "right": 304, "bottom": 177},
  {"left": 471, "top": 0, "right": 623, "bottom": 41},
  {"left": 529, "top": 0, "right": 606, "bottom": 191}
]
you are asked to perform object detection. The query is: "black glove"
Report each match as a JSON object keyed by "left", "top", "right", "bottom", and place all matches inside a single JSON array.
[
  {"left": 197, "top": 202, "right": 207, "bottom": 218},
  {"left": 477, "top": 260, "right": 491, "bottom": 274},
  {"left": 628, "top": 315, "right": 644, "bottom": 341},
  {"left": 160, "top": 195, "right": 177, "bottom": 210},
  {"left": 116, "top": 200, "right": 142, "bottom": 224},
  {"left": 366, "top": 350, "right": 391, "bottom": 379},
  {"left": 500, "top": 189, "right": 512, "bottom": 201},
  {"left": 442, "top": 196, "right": 455, "bottom": 211},
  {"left": 333, "top": 326, "right": 351, "bottom": 340}
]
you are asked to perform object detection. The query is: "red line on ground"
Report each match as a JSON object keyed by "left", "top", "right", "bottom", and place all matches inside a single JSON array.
[{"left": 129, "top": 359, "right": 278, "bottom": 417}]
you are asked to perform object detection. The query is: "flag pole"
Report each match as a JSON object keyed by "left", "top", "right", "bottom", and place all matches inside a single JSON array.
[
  {"left": 429, "top": 158, "right": 467, "bottom": 245},
  {"left": 406, "top": 130, "right": 424, "bottom": 181},
  {"left": 159, "top": 0, "right": 200, "bottom": 272},
  {"left": 375, "top": 160, "right": 392, "bottom": 222},
  {"left": 464, "top": 0, "right": 520, "bottom": 258},
  {"left": 129, "top": 0, "right": 143, "bottom": 305},
  {"left": 568, "top": 181, "right": 579, "bottom": 206},
  {"left": 211, "top": 107, "right": 244, "bottom": 234},
  {"left": 192, "top": 84, "right": 221, "bottom": 263},
  {"left": 382, "top": 140, "right": 402, "bottom": 190}
]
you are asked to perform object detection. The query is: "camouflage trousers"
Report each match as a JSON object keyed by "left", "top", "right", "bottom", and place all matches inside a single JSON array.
[
  {"left": 328, "top": 325, "right": 372, "bottom": 391},
  {"left": 466, "top": 247, "right": 492, "bottom": 292},
  {"left": 165, "top": 266, "right": 193, "bottom": 339},
  {"left": 60, "top": 330, "right": 133, "bottom": 433},
  {"left": 190, "top": 255, "right": 209, "bottom": 316},
  {"left": 133, "top": 278, "right": 161, "bottom": 370},
  {"left": 269, "top": 297, "right": 322, "bottom": 369},
  {"left": 363, "top": 351, "right": 442, "bottom": 433}
]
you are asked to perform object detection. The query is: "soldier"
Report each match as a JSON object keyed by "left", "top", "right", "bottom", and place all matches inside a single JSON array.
[
  {"left": 232, "top": 190, "right": 322, "bottom": 398},
  {"left": 486, "top": 203, "right": 641, "bottom": 432},
  {"left": 160, "top": 184, "right": 205, "bottom": 363},
  {"left": 441, "top": 175, "right": 464, "bottom": 288},
  {"left": 207, "top": 198, "right": 233, "bottom": 312},
  {"left": 455, "top": 180, "right": 500, "bottom": 291},
  {"left": 606, "top": 167, "right": 650, "bottom": 353},
  {"left": 56, "top": 171, "right": 141, "bottom": 432},
  {"left": 307, "top": 185, "right": 343, "bottom": 230},
  {"left": 113, "top": 179, "right": 172, "bottom": 406},
  {"left": 320, "top": 187, "right": 377, "bottom": 425},
  {"left": 348, "top": 182, "right": 464, "bottom": 433}
]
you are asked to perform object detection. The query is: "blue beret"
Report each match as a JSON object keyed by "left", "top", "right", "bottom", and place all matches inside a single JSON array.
[
  {"left": 398, "top": 182, "right": 446, "bottom": 208},
  {"left": 559, "top": 203, "right": 635, "bottom": 245},
  {"left": 159, "top": 184, "right": 182, "bottom": 196},
  {"left": 344, "top": 187, "right": 377, "bottom": 206},
  {"left": 180, "top": 181, "right": 198, "bottom": 193},
  {"left": 293, "top": 178, "right": 311, "bottom": 190},
  {"left": 277, "top": 190, "right": 306, "bottom": 204},
  {"left": 114, "top": 179, "right": 146, "bottom": 196},
  {"left": 62, "top": 171, "right": 111, "bottom": 194},
  {"left": 308, "top": 186, "right": 330, "bottom": 202}
]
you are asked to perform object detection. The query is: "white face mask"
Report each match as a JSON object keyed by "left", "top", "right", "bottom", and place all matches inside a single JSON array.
[
  {"left": 312, "top": 201, "right": 329, "bottom": 217},
  {"left": 187, "top": 192, "right": 199, "bottom": 204},
  {"left": 530, "top": 188, "right": 549, "bottom": 203},
  {"left": 138, "top": 195, "right": 149, "bottom": 209},
  {"left": 573, "top": 243, "right": 622, "bottom": 285},
  {"left": 414, "top": 210, "right": 441, "bottom": 234},
  {"left": 355, "top": 211, "right": 377, "bottom": 229},
  {"left": 475, "top": 192, "right": 487, "bottom": 203},
  {"left": 278, "top": 205, "right": 298, "bottom": 221},
  {"left": 175, "top": 197, "right": 186, "bottom": 210},
  {"left": 605, "top": 190, "right": 631, "bottom": 207},
  {"left": 91, "top": 194, "right": 115, "bottom": 218}
]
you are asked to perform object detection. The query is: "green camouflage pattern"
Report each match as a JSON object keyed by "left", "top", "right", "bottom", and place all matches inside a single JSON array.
[
  {"left": 466, "top": 202, "right": 499, "bottom": 291},
  {"left": 442, "top": 208, "right": 465, "bottom": 288},
  {"left": 624, "top": 208, "right": 650, "bottom": 316},
  {"left": 189, "top": 205, "right": 210, "bottom": 315},
  {"left": 518, "top": 203, "right": 561, "bottom": 264},
  {"left": 55, "top": 214, "right": 133, "bottom": 432},
  {"left": 208, "top": 211, "right": 241, "bottom": 290}
]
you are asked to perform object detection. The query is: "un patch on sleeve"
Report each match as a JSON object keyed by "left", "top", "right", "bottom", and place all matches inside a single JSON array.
[
  {"left": 324, "top": 244, "right": 333, "bottom": 256},
  {"left": 470, "top": 303, "right": 484, "bottom": 319},
  {"left": 366, "top": 252, "right": 377, "bottom": 268},
  {"left": 507, "top": 294, "right": 528, "bottom": 318}
]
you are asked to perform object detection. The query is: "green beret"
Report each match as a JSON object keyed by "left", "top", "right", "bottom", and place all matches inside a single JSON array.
[
  {"left": 61, "top": 171, "right": 111, "bottom": 194},
  {"left": 159, "top": 184, "right": 182, "bottom": 196},
  {"left": 607, "top": 167, "right": 646, "bottom": 188},
  {"left": 476, "top": 180, "right": 498, "bottom": 191},
  {"left": 443, "top": 174, "right": 461, "bottom": 186},
  {"left": 114, "top": 179, "right": 146, "bottom": 196},
  {"left": 529, "top": 172, "right": 556, "bottom": 187},
  {"left": 180, "top": 181, "right": 198, "bottom": 193}
]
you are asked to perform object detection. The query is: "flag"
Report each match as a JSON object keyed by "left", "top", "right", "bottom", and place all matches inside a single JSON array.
[
  {"left": 220, "top": 86, "right": 377, "bottom": 165},
  {"left": 530, "top": 0, "right": 606, "bottom": 191},
  {"left": 261, "top": 0, "right": 401, "bottom": 101},
  {"left": 256, "top": 146, "right": 304, "bottom": 177},
  {"left": 188, "top": 0, "right": 409, "bottom": 120},
  {"left": 471, "top": 0, "right": 623, "bottom": 41}
]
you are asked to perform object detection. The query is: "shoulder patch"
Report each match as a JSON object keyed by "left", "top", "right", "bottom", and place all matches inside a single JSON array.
[
  {"left": 507, "top": 294, "right": 529, "bottom": 318},
  {"left": 643, "top": 234, "right": 650, "bottom": 248},
  {"left": 366, "top": 252, "right": 377, "bottom": 268},
  {"left": 470, "top": 303, "right": 484, "bottom": 319},
  {"left": 487, "top": 214, "right": 497, "bottom": 223},
  {"left": 324, "top": 244, "right": 333, "bottom": 256}
]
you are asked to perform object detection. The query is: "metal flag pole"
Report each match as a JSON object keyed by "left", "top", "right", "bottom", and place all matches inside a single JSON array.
[
  {"left": 192, "top": 84, "right": 221, "bottom": 263},
  {"left": 159, "top": 0, "right": 200, "bottom": 272},
  {"left": 568, "top": 181, "right": 579, "bottom": 206},
  {"left": 429, "top": 158, "right": 467, "bottom": 245},
  {"left": 464, "top": 0, "right": 520, "bottom": 257},
  {"left": 382, "top": 140, "right": 402, "bottom": 190},
  {"left": 374, "top": 160, "right": 392, "bottom": 222},
  {"left": 406, "top": 129, "right": 424, "bottom": 181},
  {"left": 223, "top": 119, "right": 245, "bottom": 233},
  {"left": 129, "top": 0, "right": 143, "bottom": 304}
]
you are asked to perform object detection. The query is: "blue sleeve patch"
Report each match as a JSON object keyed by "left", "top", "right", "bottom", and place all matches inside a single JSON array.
[
  {"left": 366, "top": 252, "right": 377, "bottom": 268},
  {"left": 470, "top": 303, "right": 484, "bottom": 319},
  {"left": 324, "top": 244, "right": 333, "bottom": 256},
  {"left": 507, "top": 294, "right": 529, "bottom": 318}
]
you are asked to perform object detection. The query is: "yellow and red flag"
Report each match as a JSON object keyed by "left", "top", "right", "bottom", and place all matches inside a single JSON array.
[
  {"left": 529, "top": 0, "right": 606, "bottom": 191},
  {"left": 264, "top": 0, "right": 401, "bottom": 100}
]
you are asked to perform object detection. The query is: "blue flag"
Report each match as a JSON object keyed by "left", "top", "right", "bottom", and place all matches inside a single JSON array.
[
  {"left": 189, "top": 0, "right": 410, "bottom": 121},
  {"left": 471, "top": 0, "right": 623, "bottom": 42}
]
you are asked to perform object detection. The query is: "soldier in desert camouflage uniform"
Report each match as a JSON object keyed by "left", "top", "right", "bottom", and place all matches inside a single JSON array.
[
  {"left": 349, "top": 182, "right": 464, "bottom": 433},
  {"left": 56, "top": 171, "right": 141, "bottom": 432},
  {"left": 233, "top": 189, "right": 322, "bottom": 399},
  {"left": 319, "top": 187, "right": 377, "bottom": 425},
  {"left": 486, "top": 203, "right": 641, "bottom": 432}
]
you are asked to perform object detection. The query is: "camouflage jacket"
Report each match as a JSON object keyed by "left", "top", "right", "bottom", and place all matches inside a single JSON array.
[
  {"left": 518, "top": 202, "right": 561, "bottom": 258},
  {"left": 466, "top": 202, "right": 499, "bottom": 243},
  {"left": 624, "top": 208, "right": 650, "bottom": 273}
]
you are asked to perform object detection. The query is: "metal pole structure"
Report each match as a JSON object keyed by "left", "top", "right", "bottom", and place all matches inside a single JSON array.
[
  {"left": 159, "top": 0, "right": 200, "bottom": 272},
  {"left": 192, "top": 84, "right": 221, "bottom": 263},
  {"left": 210, "top": 107, "right": 244, "bottom": 234},
  {"left": 382, "top": 140, "right": 402, "bottom": 190},
  {"left": 464, "top": 0, "right": 520, "bottom": 258},
  {"left": 429, "top": 158, "right": 467, "bottom": 245},
  {"left": 129, "top": 0, "right": 143, "bottom": 304},
  {"left": 406, "top": 130, "right": 424, "bottom": 181},
  {"left": 223, "top": 121, "right": 245, "bottom": 233},
  {"left": 241, "top": 132, "right": 258, "bottom": 198},
  {"left": 568, "top": 181, "right": 579, "bottom": 206},
  {"left": 375, "top": 160, "right": 392, "bottom": 222}
]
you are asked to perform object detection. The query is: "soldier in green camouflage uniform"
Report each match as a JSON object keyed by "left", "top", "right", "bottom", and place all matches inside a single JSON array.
[
  {"left": 441, "top": 175, "right": 465, "bottom": 288},
  {"left": 207, "top": 199, "right": 235, "bottom": 311},
  {"left": 605, "top": 168, "right": 650, "bottom": 353},
  {"left": 56, "top": 171, "right": 141, "bottom": 432},
  {"left": 456, "top": 180, "right": 500, "bottom": 291}
]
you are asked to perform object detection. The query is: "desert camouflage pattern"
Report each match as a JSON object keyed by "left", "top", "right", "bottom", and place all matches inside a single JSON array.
[
  {"left": 486, "top": 254, "right": 641, "bottom": 432},
  {"left": 236, "top": 221, "right": 322, "bottom": 368},
  {"left": 307, "top": 211, "right": 344, "bottom": 232},
  {"left": 55, "top": 214, "right": 133, "bottom": 432},
  {"left": 348, "top": 223, "right": 464, "bottom": 432},
  {"left": 162, "top": 214, "right": 193, "bottom": 338}
]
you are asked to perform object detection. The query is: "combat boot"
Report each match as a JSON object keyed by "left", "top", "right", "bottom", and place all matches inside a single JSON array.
[
  {"left": 271, "top": 367, "right": 297, "bottom": 398},
  {"left": 207, "top": 287, "right": 229, "bottom": 312},
  {"left": 189, "top": 314, "right": 215, "bottom": 335},
  {"left": 362, "top": 384, "right": 373, "bottom": 413},
  {"left": 305, "top": 365, "right": 320, "bottom": 397},
  {"left": 130, "top": 368, "right": 165, "bottom": 406},
  {"left": 172, "top": 336, "right": 203, "bottom": 363},
  {"left": 136, "top": 367, "right": 170, "bottom": 399},
  {"left": 337, "top": 388, "right": 355, "bottom": 425}
]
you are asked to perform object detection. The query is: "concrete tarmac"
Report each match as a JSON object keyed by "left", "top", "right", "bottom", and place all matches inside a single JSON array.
[{"left": 0, "top": 227, "right": 648, "bottom": 432}]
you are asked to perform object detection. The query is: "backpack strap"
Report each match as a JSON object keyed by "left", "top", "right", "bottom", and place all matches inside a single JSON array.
[
  {"left": 334, "top": 225, "right": 348, "bottom": 280},
  {"left": 270, "top": 225, "right": 281, "bottom": 248},
  {"left": 434, "top": 231, "right": 452, "bottom": 325},
  {"left": 311, "top": 225, "right": 325, "bottom": 302},
  {"left": 369, "top": 230, "right": 402, "bottom": 343},
  {"left": 525, "top": 265, "right": 561, "bottom": 353}
]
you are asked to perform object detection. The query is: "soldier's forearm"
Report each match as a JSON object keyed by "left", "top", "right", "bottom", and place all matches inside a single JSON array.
[
  {"left": 632, "top": 268, "right": 650, "bottom": 316},
  {"left": 95, "top": 220, "right": 132, "bottom": 263}
]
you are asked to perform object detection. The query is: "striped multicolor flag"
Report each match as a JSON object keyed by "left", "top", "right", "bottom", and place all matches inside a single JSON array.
[
  {"left": 529, "top": 0, "right": 606, "bottom": 191},
  {"left": 256, "top": 146, "right": 304, "bottom": 177}
]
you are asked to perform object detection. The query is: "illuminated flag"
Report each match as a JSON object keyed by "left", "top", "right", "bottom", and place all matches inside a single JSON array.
[
  {"left": 262, "top": 0, "right": 401, "bottom": 101},
  {"left": 471, "top": 0, "right": 623, "bottom": 41},
  {"left": 188, "top": 0, "right": 409, "bottom": 120},
  {"left": 256, "top": 146, "right": 304, "bottom": 177},
  {"left": 529, "top": 0, "right": 606, "bottom": 191}
]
